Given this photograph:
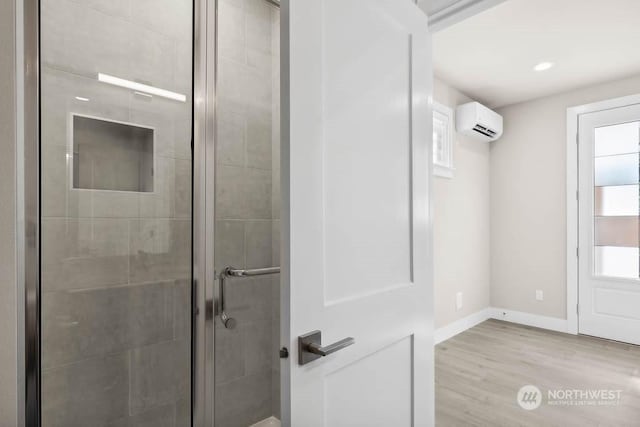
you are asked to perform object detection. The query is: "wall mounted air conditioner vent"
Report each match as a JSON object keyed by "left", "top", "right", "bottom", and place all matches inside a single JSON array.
[{"left": 456, "top": 102, "right": 503, "bottom": 142}]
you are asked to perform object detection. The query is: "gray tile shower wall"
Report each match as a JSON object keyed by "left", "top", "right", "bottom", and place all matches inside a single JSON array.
[
  {"left": 215, "top": 0, "right": 281, "bottom": 426},
  {"left": 40, "top": 0, "right": 193, "bottom": 426}
]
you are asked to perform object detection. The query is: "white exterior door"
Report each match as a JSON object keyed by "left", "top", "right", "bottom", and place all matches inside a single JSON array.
[
  {"left": 578, "top": 104, "right": 640, "bottom": 345},
  {"left": 281, "top": 1, "right": 434, "bottom": 426}
]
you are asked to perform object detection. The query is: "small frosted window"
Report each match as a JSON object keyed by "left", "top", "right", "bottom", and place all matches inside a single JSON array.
[
  {"left": 433, "top": 102, "right": 454, "bottom": 178},
  {"left": 72, "top": 115, "right": 154, "bottom": 192}
]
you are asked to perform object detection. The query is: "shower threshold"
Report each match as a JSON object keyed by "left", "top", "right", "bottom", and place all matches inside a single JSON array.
[{"left": 250, "top": 416, "right": 281, "bottom": 427}]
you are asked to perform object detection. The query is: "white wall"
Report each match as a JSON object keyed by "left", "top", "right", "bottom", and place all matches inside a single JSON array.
[
  {"left": 0, "top": 0, "right": 17, "bottom": 424},
  {"left": 433, "top": 77, "right": 491, "bottom": 328},
  {"left": 491, "top": 74, "right": 640, "bottom": 319}
]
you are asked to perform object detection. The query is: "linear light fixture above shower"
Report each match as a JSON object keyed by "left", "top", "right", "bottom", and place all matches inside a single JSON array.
[{"left": 97, "top": 73, "right": 187, "bottom": 102}]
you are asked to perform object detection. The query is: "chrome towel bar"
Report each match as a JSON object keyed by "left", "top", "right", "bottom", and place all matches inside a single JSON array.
[{"left": 218, "top": 266, "right": 280, "bottom": 329}]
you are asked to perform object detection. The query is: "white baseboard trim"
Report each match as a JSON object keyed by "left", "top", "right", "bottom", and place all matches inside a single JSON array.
[
  {"left": 434, "top": 307, "right": 569, "bottom": 345},
  {"left": 489, "top": 307, "right": 568, "bottom": 334},
  {"left": 434, "top": 308, "right": 491, "bottom": 344}
]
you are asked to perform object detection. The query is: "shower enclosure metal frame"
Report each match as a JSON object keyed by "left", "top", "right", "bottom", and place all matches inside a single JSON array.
[
  {"left": 193, "top": 0, "right": 217, "bottom": 425},
  {"left": 20, "top": 0, "right": 218, "bottom": 425},
  {"left": 22, "top": 0, "right": 40, "bottom": 424}
]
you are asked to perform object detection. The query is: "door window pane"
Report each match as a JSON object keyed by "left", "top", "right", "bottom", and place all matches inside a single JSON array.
[
  {"left": 593, "top": 122, "right": 640, "bottom": 280},
  {"left": 595, "top": 185, "right": 639, "bottom": 216},
  {"left": 594, "top": 153, "right": 639, "bottom": 187},
  {"left": 594, "top": 246, "right": 640, "bottom": 279},
  {"left": 594, "top": 121, "right": 639, "bottom": 157},
  {"left": 594, "top": 216, "right": 639, "bottom": 247}
]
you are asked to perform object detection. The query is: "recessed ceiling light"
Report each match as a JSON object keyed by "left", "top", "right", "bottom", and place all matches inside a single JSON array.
[
  {"left": 533, "top": 62, "right": 554, "bottom": 72},
  {"left": 75, "top": 96, "right": 90, "bottom": 102}
]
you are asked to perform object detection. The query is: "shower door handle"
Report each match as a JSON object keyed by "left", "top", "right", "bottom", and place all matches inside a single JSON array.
[
  {"left": 218, "top": 265, "right": 280, "bottom": 329},
  {"left": 298, "top": 330, "right": 355, "bottom": 365}
]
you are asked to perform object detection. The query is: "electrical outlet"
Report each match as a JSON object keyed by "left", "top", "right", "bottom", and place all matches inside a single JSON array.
[
  {"left": 456, "top": 292, "right": 463, "bottom": 311},
  {"left": 536, "top": 290, "right": 544, "bottom": 301}
]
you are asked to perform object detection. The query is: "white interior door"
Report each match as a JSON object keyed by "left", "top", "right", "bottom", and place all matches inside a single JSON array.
[
  {"left": 281, "top": 1, "right": 434, "bottom": 426},
  {"left": 578, "top": 104, "right": 640, "bottom": 345}
]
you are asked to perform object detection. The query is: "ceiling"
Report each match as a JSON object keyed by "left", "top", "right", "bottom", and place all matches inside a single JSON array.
[
  {"left": 419, "top": 0, "right": 466, "bottom": 16},
  {"left": 433, "top": 0, "right": 640, "bottom": 108}
]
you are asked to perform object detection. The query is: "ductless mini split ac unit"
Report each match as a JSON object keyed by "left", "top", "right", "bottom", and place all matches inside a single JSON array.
[{"left": 456, "top": 101, "right": 503, "bottom": 142}]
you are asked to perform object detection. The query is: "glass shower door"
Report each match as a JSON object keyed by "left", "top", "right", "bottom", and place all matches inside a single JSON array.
[
  {"left": 214, "top": 0, "right": 281, "bottom": 425},
  {"left": 39, "top": 0, "right": 193, "bottom": 425}
]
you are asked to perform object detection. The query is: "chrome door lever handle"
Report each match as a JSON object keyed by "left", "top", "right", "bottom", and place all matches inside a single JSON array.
[
  {"left": 306, "top": 337, "right": 355, "bottom": 356},
  {"left": 298, "top": 330, "right": 355, "bottom": 365}
]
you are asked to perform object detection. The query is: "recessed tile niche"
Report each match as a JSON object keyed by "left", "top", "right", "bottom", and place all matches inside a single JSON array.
[{"left": 72, "top": 115, "right": 155, "bottom": 192}]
